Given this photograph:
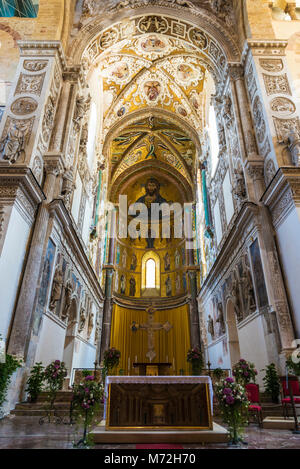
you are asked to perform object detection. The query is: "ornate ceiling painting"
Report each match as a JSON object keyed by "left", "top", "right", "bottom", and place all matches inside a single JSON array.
[{"left": 81, "top": 12, "right": 233, "bottom": 197}]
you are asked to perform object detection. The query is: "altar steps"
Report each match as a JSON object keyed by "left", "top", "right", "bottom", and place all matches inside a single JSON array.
[
  {"left": 10, "top": 391, "right": 104, "bottom": 418},
  {"left": 92, "top": 422, "right": 229, "bottom": 444}
]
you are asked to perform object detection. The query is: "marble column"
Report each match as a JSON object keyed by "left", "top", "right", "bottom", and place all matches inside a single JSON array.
[
  {"left": 8, "top": 154, "right": 63, "bottom": 360},
  {"left": 100, "top": 207, "right": 117, "bottom": 361},
  {"left": 228, "top": 63, "right": 265, "bottom": 202},
  {"left": 187, "top": 269, "right": 201, "bottom": 349}
]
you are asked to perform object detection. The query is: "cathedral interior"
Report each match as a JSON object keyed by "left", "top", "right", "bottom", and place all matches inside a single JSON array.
[{"left": 0, "top": 0, "right": 300, "bottom": 450}]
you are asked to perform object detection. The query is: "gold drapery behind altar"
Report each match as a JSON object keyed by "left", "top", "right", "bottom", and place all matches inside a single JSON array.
[{"left": 110, "top": 304, "right": 191, "bottom": 375}]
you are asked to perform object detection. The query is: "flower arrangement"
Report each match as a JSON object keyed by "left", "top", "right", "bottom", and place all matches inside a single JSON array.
[
  {"left": 232, "top": 359, "right": 257, "bottom": 385},
  {"left": 72, "top": 375, "right": 104, "bottom": 447},
  {"left": 187, "top": 347, "right": 203, "bottom": 375},
  {"left": 286, "top": 351, "right": 300, "bottom": 377},
  {"left": 43, "top": 360, "right": 67, "bottom": 411},
  {"left": 212, "top": 367, "right": 225, "bottom": 382},
  {"left": 103, "top": 348, "right": 121, "bottom": 374},
  {"left": 215, "top": 377, "right": 249, "bottom": 445}
]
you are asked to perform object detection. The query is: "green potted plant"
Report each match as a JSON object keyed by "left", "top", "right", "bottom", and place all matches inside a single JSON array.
[
  {"left": 215, "top": 377, "right": 249, "bottom": 445},
  {"left": 187, "top": 347, "right": 203, "bottom": 376},
  {"left": 0, "top": 351, "right": 22, "bottom": 415},
  {"left": 25, "top": 362, "right": 45, "bottom": 403},
  {"left": 262, "top": 363, "right": 280, "bottom": 404},
  {"left": 232, "top": 358, "right": 258, "bottom": 386}
]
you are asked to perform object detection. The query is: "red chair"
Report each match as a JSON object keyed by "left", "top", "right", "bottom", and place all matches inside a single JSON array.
[
  {"left": 245, "top": 383, "right": 263, "bottom": 427},
  {"left": 280, "top": 376, "right": 300, "bottom": 419}
]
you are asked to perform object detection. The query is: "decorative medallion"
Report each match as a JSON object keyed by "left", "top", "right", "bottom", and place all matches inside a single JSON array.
[
  {"left": 143, "top": 81, "right": 161, "bottom": 102},
  {"left": 189, "top": 29, "right": 208, "bottom": 49},
  {"left": 23, "top": 60, "right": 48, "bottom": 72},
  {"left": 259, "top": 58, "right": 283, "bottom": 72},
  {"left": 270, "top": 97, "right": 296, "bottom": 115},
  {"left": 11, "top": 97, "right": 38, "bottom": 115},
  {"left": 138, "top": 16, "right": 168, "bottom": 34}
]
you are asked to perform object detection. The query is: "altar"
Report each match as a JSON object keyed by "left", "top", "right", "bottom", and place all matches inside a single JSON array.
[{"left": 104, "top": 376, "right": 213, "bottom": 430}]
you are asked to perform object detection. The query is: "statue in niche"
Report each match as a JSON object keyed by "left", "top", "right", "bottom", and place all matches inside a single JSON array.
[
  {"left": 240, "top": 256, "right": 256, "bottom": 315},
  {"left": 216, "top": 121, "right": 226, "bottom": 151},
  {"left": 165, "top": 276, "right": 172, "bottom": 297},
  {"left": 232, "top": 166, "right": 247, "bottom": 202},
  {"left": 122, "top": 249, "right": 127, "bottom": 268},
  {"left": 164, "top": 252, "right": 171, "bottom": 271},
  {"left": 130, "top": 253, "right": 137, "bottom": 271},
  {"left": 114, "top": 270, "right": 119, "bottom": 291},
  {"left": 94, "top": 316, "right": 101, "bottom": 345},
  {"left": 120, "top": 274, "right": 126, "bottom": 295},
  {"left": 49, "top": 264, "right": 64, "bottom": 312},
  {"left": 133, "top": 178, "right": 168, "bottom": 249},
  {"left": 286, "top": 129, "right": 300, "bottom": 167},
  {"left": 73, "top": 94, "right": 91, "bottom": 131},
  {"left": 175, "top": 273, "right": 181, "bottom": 293},
  {"left": 87, "top": 311, "right": 94, "bottom": 338},
  {"left": 61, "top": 283, "right": 72, "bottom": 322},
  {"left": 216, "top": 302, "right": 226, "bottom": 336},
  {"left": 231, "top": 275, "right": 242, "bottom": 321},
  {"left": 175, "top": 249, "right": 180, "bottom": 268},
  {"left": 78, "top": 305, "right": 87, "bottom": 333},
  {"left": 0, "top": 122, "right": 29, "bottom": 164},
  {"left": 129, "top": 277, "right": 136, "bottom": 296},
  {"left": 222, "top": 95, "right": 233, "bottom": 128},
  {"left": 207, "top": 314, "right": 215, "bottom": 340}
]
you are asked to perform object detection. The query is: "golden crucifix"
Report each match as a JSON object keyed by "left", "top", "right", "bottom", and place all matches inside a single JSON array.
[{"left": 131, "top": 307, "right": 172, "bottom": 362}]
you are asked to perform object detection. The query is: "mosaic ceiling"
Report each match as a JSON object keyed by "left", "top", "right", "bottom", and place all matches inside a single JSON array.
[
  {"left": 88, "top": 16, "right": 220, "bottom": 188},
  {"left": 99, "top": 32, "right": 206, "bottom": 138},
  {"left": 110, "top": 116, "right": 195, "bottom": 187}
]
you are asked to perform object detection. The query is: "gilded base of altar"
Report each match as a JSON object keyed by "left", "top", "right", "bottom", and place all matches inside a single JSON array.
[{"left": 91, "top": 422, "right": 229, "bottom": 444}]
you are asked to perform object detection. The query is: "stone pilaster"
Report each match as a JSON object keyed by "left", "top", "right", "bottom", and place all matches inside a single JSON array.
[
  {"left": 0, "top": 41, "right": 65, "bottom": 183},
  {"left": 7, "top": 154, "right": 63, "bottom": 360},
  {"left": 187, "top": 268, "right": 201, "bottom": 349},
  {"left": 262, "top": 167, "right": 300, "bottom": 341},
  {"left": 100, "top": 266, "right": 115, "bottom": 361},
  {"left": 243, "top": 40, "right": 300, "bottom": 178},
  {"left": 0, "top": 166, "right": 44, "bottom": 258}
]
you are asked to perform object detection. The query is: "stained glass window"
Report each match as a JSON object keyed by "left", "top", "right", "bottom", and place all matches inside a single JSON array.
[{"left": 0, "top": 0, "right": 39, "bottom": 18}]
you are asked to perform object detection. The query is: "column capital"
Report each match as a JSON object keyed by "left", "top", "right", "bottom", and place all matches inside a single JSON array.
[
  {"left": 44, "top": 152, "right": 64, "bottom": 176},
  {"left": 245, "top": 158, "right": 265, "bottom": 181},
  {"left": 63, "top": 65, "right": 85, "bottom": 87},
  {"left": 17, "top": 40, "right": 66, "bottom": 68},
  {"left": 227, "top": 63, "right": 244, "bottom": 81},
  {"left": 262, "top": 167, "right": 300, "bottom": 229}
]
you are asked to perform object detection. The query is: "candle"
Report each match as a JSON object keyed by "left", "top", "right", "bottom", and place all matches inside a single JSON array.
[
  {"left": 135, "top": 355, "right": 137, "bottom": 363},
  {"left": 128, "top": 357, "right": 130, "bottom": 373},
  {"left": 166, "top": 355, "right": 168, "bottom": 363}
]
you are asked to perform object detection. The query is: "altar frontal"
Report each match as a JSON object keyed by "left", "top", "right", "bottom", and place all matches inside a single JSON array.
[{"left": 105, "top": 376, "right": 213, "bottom": 430}]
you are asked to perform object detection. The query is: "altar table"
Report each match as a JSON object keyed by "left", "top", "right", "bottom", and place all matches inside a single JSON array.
[{"left": 104, "top": 376, "right": 213, "bottom": 430}]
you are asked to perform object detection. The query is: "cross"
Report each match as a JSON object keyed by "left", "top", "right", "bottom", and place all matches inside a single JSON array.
[{"left": 131, "top": 307, "right": 172, "bottom": 362}]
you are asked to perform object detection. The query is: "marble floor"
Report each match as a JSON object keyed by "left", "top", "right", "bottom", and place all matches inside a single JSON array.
[{"left": 0, "top": 415, "right": 300, "bottom": 449}]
